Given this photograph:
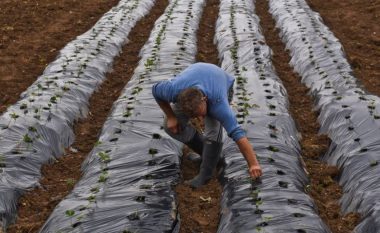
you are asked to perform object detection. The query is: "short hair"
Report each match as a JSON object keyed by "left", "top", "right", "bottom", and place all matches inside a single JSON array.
[{"left": 177, "top": 88, "right": 204, "bottom": 117}]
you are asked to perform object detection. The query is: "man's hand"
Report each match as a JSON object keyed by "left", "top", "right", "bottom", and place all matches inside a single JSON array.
[
  {"left": 155, "top": 100, "right": 180, "bottom": 134},
  {"left": 236, "top": 137, "right": 263, "bottom": 179},
  {"left": 167, "top": 116, "right": 180, "bottom": 134},
  {"left": 248, "top": 164, "right": 262, "bottom": 179}
]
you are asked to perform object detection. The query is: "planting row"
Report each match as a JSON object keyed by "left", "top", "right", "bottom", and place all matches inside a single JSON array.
[
  {"left": 40, "top": 0, "right": 206, "bottom": 232},
  {"left": 0, "top": 0, "right": 156, "bottom": 230},
  {"left": 269, "top": 0, "right": 380, "bottom": 232},
  {"left": 214, "top": 0, "right": 331, "bottom": 232}
]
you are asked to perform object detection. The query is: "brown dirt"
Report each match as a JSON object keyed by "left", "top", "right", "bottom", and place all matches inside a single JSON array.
[
  {"left": 175, "top": 0, "right": 222, "bottom": 233},
  {"left": 1, "top": 0, "right": 379, "bottom": 232},
  {"left": 0, "top": 0, "right": 120, "bottom": 114}
]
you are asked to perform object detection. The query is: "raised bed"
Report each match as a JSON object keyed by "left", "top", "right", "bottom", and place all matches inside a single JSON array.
[
  {"left": 0, "top": 0, "right": 157, "bottom": 229},
  {"left": 214, "top": 0, "right": 331, "bottom": 232},
  {"left": 269, "top": 0, "right": 380, "bottom": 232},
  {"left": 39, "top": 0, "right": 206, "bottom": 232}
]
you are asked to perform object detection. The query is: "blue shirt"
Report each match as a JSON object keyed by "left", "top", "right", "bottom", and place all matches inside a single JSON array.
[{"left": 152, "top": 63, "right": 245, "bottom": 141}]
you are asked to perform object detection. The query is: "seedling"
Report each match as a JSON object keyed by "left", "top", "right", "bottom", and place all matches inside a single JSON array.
[
  {"left": 123, "top": 111, "right": 132, "bottom": 118},
  {"left": 10, "top": 112, "right": 19, "bottom": 121},
  {"left": 370, "top": 161, "right": 378, "bottom": 167},
  {"left": 254, "top": 209, "right": 264, "bottom": 214},
  {"left": 98, "top": 151, "right": 111, "bottom": 163},
  {"left": 267, "top": 146, "right": 279, "bottom": 152},
  {"left": 94, "top": 141, "right": 102, "bottom": 147},
  {"left": 98, "top": 171, "right": 108, "bottom": 183},
  {"left": 90, "top": 187, "right": 99, "bottom": 193},
  {"left": 65, "top": 209, "right": 75, "bottom": 217},
  {"left": 149, "top": 148, "right": 158, "bottom": 155},
  {"left": 0, "top": 154, "right": 5, "bottom": 168},
  {"left": 23, "top": 134, "right": 33, "bottom": 143},
  {"left": 66, "top": 178, "right": 76, "bottom": 187},
  {"left": 20, "top": 103, "right": 27, "bottom": 110},
  {"left": 87, "top": 195, "right": 96, "bottom": 202},
  {"left": 127, "top": 212, "right": 140, "bottom": 221},
  {"left": 50, "top": 96, "right": 57, "bottom": 104},
  {"left": 144, "top": 58, "right": 155, "bottom": 68}
]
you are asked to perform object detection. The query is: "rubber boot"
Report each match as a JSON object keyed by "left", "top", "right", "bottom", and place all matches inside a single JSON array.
[
  {"left": 185, "top": 140, "right": 223, "bottom": 188},
  {"left": 185, "top": 133, "right": 203, "bottom": 162}
]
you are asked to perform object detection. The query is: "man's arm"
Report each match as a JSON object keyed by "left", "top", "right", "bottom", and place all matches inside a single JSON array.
[
  {"left": 152, "top": 81, "right": 180, "bottom": 134},
  {"left": 210, "top": 101, "right": 262, "bottom": 178},
  {"left": 156, "top": 100, "right": 180, "bottom": 134},
  {"left": 236, "top": 137, "right": 262, "bottom": 179}
]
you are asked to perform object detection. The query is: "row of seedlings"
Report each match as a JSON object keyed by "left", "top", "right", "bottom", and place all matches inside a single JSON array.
[
  {"left": 0, "top": 0, "right": 156, "bottom": 229},
  {"left": 214, "top": 0, "right": 331, "bottom": 232},
  {"left": 39, "top": 0, "right": 206, "bottom": 232},
  {"left": 269, "top": 0, "right": 380, "bottom": 232}
]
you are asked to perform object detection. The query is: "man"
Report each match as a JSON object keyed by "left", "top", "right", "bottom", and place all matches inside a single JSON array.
[{"left": 152, "top": 63, "right": 262, "bottom": 188}]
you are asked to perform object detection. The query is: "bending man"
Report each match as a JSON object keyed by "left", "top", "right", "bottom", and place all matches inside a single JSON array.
[{"left": 152, "top": 63, "right": 262, "bottom": 188}]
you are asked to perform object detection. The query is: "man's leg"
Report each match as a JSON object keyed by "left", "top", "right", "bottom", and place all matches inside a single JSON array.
[
  {"left": 186, "top": 117, "right": 223, "bottom": 188},
  {"left": 163, "top": 104, "right": 203, "bottom": 155}
]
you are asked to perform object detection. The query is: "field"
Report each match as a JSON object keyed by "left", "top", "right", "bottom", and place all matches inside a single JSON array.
[{"left": 0, "top": 0, "right": 379, "bottom": 232}]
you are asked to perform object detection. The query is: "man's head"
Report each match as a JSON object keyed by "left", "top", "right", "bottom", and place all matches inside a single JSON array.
[{"left": 177, "top": 88, "right": 207, "bottom": 118}]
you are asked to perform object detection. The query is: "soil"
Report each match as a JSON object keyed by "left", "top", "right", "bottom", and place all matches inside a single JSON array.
[
  {"left": 0, "top": 0, "right": 120, "bottom": 114},
  {"left": 175, "top": 0, "right": 222, "bottom": 233},
  {"left": 1, "top": 0, "right": 379, "bottom": 232}
]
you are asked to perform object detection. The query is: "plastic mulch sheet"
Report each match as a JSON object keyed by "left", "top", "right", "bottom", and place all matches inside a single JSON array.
[
  {"left": 0, "top": 0, "right": 156, "bottom": 229},
  {"left": 214, "top": 0, "right": 331, "bottom": 232},
  {"left": 39, "top": 0, "right": 206, "bottom": 232},
  {"left": 269, "top": 0, "right": 380, "bottom": 232}
]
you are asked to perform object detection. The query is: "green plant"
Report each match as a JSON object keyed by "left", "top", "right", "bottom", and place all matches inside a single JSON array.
[
  {"left": 127, "top": 211, "right": 140, "bottom": 221},
  {"left": 87, "top": 195, "right": 96, "bottom": 202},
  {"left": 65, "top": 209, "right": 75, "bottom": 217},
  {"left": 98, "top": 171, "right": 108, "bottom": 183},
  {"left": 267, "top": 145, "right": 279, "bottom": 152},
  {"left": 0, "top": 154, "right": 6, "bottom": 168},
  {"left": 23, "top": 134, "right": 33, "bottom": 143},
  {"left": 10, "top": 112, "right": 19, "bottom": 121},
  {"left": 94, "top": 141, "right": 102, "bottom": 147},
  {"left": 90, "top": 187, "right": 99, "bottom": 193},
  {"left": 370, "top": 161, "right": 378, "bottom": 167},
  {"left": 66, "top": 178, "right": 76, "bottom": 187},
  {"left": 98, "top": 151, "right": 111, "bottom": 163},
  {"left": 149, "top": 148, "right": 158, "bottom": 155}
]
